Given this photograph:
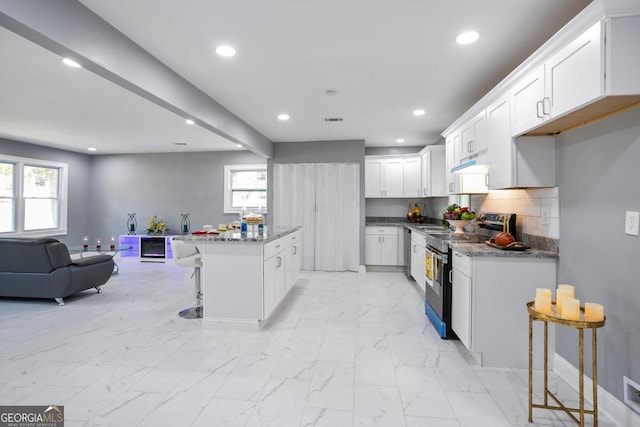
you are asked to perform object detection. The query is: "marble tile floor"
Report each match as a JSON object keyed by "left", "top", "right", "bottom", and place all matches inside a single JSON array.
[{"left": 0, "top": 258, "right": 616, "bottom": 427}]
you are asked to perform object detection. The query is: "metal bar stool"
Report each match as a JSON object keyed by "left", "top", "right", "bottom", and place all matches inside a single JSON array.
[{"left": 172, "top": 239, "right": 203, "bottom": 319}]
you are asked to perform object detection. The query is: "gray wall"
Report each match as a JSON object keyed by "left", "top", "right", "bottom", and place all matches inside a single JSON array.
[
  {"left": 556, "top": 107, "right": 640, "bottom": 402},
  {"left": 0, "top": 138, "right": 93, "bottom": 246},
  {"left": 268, "top": 140, "right": 366, "bottom": 264},
  {"left": 90, "top": 151, "right": 266, "bottom": 241}
]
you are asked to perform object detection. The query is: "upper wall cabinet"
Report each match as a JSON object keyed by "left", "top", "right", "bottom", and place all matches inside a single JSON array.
[
  {"left": 459, "top": 110, "right": 488, "bottom": 164},
  {"left": 420, "top": 145, "right": 446, "bottom": 197},
  {"left": 365, "top": 157, "right": 404, "bottom": 197},
  {"left": 403, "top": 155, "right": 422, "bottom": 197},
  {"left": 511, "top": 22, "right": 603, "bottom": 136}
]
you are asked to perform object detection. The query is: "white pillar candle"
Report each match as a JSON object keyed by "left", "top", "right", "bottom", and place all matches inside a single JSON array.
[
  {"left": 561, "top": 298, "right": 581, "bottom": 321},
  {"left": 534, "top": 296, "right": 552, "bottom": 315},
  {"left": 556, "top": 288, "right": 573, "bottom": 315},
  {"left": 557, "top": 284, "right": 575, "bottom": 297},
  {"left": 536, "top": 288, "right": 552, "bottom": 299},
  {"left": 584, "top": 302, "right": 604, "bottom": 322}
]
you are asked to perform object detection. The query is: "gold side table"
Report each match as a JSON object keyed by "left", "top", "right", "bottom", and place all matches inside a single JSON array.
[{"left": 527, "top": 301, "right": 605, "bottom": 426}]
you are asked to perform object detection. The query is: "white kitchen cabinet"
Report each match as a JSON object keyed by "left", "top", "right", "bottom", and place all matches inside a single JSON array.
[
  {"left": 445, "top": 133, "right": 460, "bottom": 195},
  {"left": 459, "top": 110, "right": 487, "bottom": 164},
  {"left": 487, "top": 94, "right": 512, "bottom": 190},
  {"left": 510, "top": 22, "right": 603, "bottom": 137},
  {"left": 450, "top": 249, "right": 556, "bottom": 368},
  {"left": 451, "top": 252, "right": 472, "bottom": 350},
  {"left": 510, "top": 65, "right": 546, "bottom": 136},
  {"left": 396, "top": 226, "right": 406, "bottom": 266},
  {"left": 365, "top": 226, "right": 398, "bottom": 266},
  {"left": 488, "top": 91, "right": 556, "bottom": 189},
  {"left": 545, "top": 21, "right": 603, "bottom": 120},
  {"left": 420, "top": 145, "right": 446, "bottom": 197},
  {"left": 410, "top": 232, "right": 426, "bottom": 293},
  {"left": 365, "top": 157, "right": 404, "bottom": 197},
  {"left": 402, "top": 155, "right": 421, "bottom": 197}
]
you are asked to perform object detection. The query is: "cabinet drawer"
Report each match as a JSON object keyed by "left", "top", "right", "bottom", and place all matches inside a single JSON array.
[
  {"left": 452, "top": 251, "right": 472, "bottom": 276},
  {"left": 366, "top": 226, "right": 397, "bottom": 235},
  {"left": 264, "top": 238, "right": 286, "bottom": 260}
]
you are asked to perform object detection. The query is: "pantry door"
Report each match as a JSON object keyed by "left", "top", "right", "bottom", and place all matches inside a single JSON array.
[{"left": 273, "top": 162, "right": 360, "bottom": 272}]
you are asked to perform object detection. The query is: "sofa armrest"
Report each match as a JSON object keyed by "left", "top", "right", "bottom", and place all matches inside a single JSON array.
[{"left": 71, "top": 254, "right": 113, "bottom": 267}]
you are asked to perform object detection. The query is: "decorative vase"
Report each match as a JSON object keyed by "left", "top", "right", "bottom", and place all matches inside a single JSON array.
[
  {"left": 448, "top": 220, "right": 471, "bottom": 235},
  {"left": 127, "top": 213, "right": 137, "bottom": 235}
]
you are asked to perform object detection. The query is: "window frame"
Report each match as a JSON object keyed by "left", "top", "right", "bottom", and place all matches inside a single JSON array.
[
  {"left": 223, "top": 164, "right": 267, "bottom": 214},
  {"left": 0, "top": 154, "right": 68, "bottom": 237}
]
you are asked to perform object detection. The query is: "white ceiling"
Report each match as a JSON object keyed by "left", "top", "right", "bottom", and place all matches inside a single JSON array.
[{"left": 0, "top": 0, "right": 592, "bottom": 155}]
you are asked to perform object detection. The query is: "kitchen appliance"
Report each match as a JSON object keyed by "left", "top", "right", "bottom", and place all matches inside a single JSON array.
[
  {"left": 404, "top": 226, "right": 412, "bottom": 279},
  {"left": 423, "top": 212, "right": 516, "bottom": 339}
]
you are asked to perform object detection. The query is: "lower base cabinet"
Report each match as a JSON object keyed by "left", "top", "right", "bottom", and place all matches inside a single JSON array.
[
  {"left": 451, "top": 250, "right": 556, "bottom": 369},
  {"left": 365, "top": 226, "right": 399, "bottom": 266},
  {"left": 410, "top": 232, "right": 426, "bottom": 293},
  {"left": 201, "top": 229, "right": 301, "bottom": 330}
]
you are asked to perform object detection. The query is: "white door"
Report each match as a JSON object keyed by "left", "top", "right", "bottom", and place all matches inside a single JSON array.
[
  {"left": 274, "top": 163, "right": 316, "bottom": 270},
  {"left": 274, "top": 162, "right": 360, "bottom": 272},
  {"left": 314, "top": 163, "right": 360, "bottom": 272}
]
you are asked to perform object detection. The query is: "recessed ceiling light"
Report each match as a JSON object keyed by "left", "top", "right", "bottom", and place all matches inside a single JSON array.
[
  {"left": 215, "top": 45, "right": 236, "bottom": 57},
  {"left": 87, "top": 147, "right": 97, "bottom": 152},
  {"left": 278, "top": 114, "right": 290, "bottom": 121},
  {"left": 413, "top": 109, "right": 426, "bottom": 116},
  {"left": 236, "top": 143, "right": 243, "bottom": 148},
  {"left": 185, "top": 119, "right": 195, "bottom": 125},
  {"left": 396, "top": 139, "right": 405, "bottom": 143},
  {"left": 62, "top": 58, "right": 82, "bottom": 68},
  {"left": 456, "top": 31, "right": 480, "bottom": 45}
]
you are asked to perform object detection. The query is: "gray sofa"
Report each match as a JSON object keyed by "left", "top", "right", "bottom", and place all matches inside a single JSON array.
[{"left": 0, "top": 238, "right": 115, "bottom": 305}]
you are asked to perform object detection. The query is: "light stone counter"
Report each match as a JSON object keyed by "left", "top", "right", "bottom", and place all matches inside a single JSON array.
[{"left": 448, "top": 242, "right": 558, "bottom": 259}]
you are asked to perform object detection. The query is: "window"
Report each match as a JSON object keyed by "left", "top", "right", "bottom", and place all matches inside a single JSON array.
[
  {"left": 223, "top": 164, "right": 267, "bottom": 213},
  {"left": 0, "top": 155, "right": 68, "bottom": 236}
]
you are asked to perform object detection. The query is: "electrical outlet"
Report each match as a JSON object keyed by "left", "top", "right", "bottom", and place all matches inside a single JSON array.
[
  {"left": 625, "top": 211, "right": 639, "bottom": 236},
  {"left": 624, "top": 376, "right": 640, "bottom": 415},
  {"left": 541, "top": 207, "right": 550, "bottom": 226}
]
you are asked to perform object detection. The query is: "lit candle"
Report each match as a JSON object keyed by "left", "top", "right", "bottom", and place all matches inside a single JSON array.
[
  {"left": 561, "top": 298, "right": 581, "bottom": 321},
  {"left": 534, "top": 296, "right": 552, "bottom": 315},
  {"left": 584, "top": 302, "right": 604, "bottom": 322},
  {"left": 536, "top": 288, "right": 552, "bottom": 299},
  {"left": 556, "top": 285, "right": 575, "bottom": 315}
]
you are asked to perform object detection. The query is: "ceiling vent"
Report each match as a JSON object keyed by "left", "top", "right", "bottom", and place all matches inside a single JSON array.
[
  {"left": 324, "top": 117, "right": 343, "bottom": 122},
  {"left": 174, "top": 142, "right": 188, "bottom": 146}
]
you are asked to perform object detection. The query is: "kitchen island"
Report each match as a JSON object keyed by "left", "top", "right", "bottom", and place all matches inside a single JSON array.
[{"left": 173, "top": 226, "right": 301, "bottom": 330}]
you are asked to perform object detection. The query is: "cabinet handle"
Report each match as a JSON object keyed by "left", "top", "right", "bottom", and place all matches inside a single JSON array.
[
  {"left": 276, "top": 256, "right": 282, "bottom": 267},
  {"left": 485, "top": 173, "right": 489, "bottom": 187},
  {"left": 536, "top": 100, "right": 543, "bottom": 118},
  {"left": 292, "top": 246, "right": 297, "bottom": 255},
  {"left": 542, "top": 97, "right": 551, "bottom": 116},
  {"left": 275, "top": 244, "right": 281, "bottom": 249},
  {"left": 467, "top": 141, "right": 473, "bottom": 153},
  {"left": 449, "top": 270, "right": 453, "bottom": 284}
]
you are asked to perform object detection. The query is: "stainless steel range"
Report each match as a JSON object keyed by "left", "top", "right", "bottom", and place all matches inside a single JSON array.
[{"left": 423, "top": 212, "right": 516, "bottom": 339}]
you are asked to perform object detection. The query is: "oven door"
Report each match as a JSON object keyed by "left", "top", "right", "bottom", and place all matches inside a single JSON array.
[{"left": 425, "top": 246, "right": 444, "bottom": 314}]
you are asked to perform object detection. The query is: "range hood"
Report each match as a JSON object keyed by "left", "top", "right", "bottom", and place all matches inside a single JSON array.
[{"left": 451, "top": 159, "right": 489, "bottom": 174}]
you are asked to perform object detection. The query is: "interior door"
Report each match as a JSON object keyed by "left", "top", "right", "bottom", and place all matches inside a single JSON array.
[
  {"left": 274, "top": 162, "right": 360, "bottom": 272},
  {"left": 273, "top": 164, "right": 316, "bottom": 270}
]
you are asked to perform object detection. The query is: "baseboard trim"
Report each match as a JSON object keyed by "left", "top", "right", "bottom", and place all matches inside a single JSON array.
[{"left": 554, "top": 353, "right": 640, "bottom": 426}]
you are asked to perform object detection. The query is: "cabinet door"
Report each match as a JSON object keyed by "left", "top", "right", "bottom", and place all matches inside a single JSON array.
[
  {"left": 460, "top": 122, "right": 473, "bottom": 163},
  {"left": 510, "top": 66, "right": 546, "bottom": 136},
  {"left": 471, "top": 109, "right": 488, "bottom": 154},
  {"left": 365, "top": 159, "right": 383, "bottom": 197},
  {"left": 380, "top": 235, "right": 398, "bottom": 266},
  {"left": 410, "top": 239, "right": 425, "bottom": 292},
  {"left": 445, "top": 135, "right": 460, "bottom": 194},
  {"left": 420, "top": 150, "right": 429, "bottom": 196},
  {"left": 365, "top": 234, "right": 382, "bottom": 265},
  {"left": 382, "top": 158, "right": 404, "bottom": 197},
  {"left": 402, "top": 156, "right": 421, "bottom": 197},
  {"left": 545, "top": 21, "right": 603, "bottom": 119},
  {"left": 452, "top": 268, "right": 472, "bottom": 349},
  {"left": 263, "top": 256, "right": 278, "bottom": 318},
  {"left": 487, "top": 94, "right": 513, "bottom": 190}
]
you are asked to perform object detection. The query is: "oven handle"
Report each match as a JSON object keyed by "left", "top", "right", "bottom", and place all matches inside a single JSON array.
[{"left": 430, "top": 250, "right": 444, "bottom": 281}]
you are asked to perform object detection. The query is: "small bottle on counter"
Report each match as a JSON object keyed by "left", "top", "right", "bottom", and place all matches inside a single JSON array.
[{"left": 240, "top": 207, "right": 248, "bottom": 234}]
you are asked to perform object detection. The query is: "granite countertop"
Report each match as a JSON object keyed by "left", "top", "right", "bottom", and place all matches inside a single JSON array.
[
  {"left": 366, "top": 216, "right": 444, "bottom": 228},
  {"left": 448, "top": 241, "right": 558, "bottom": 259},
  {"left": 172, "top": 225, "right": 300, "bottom": 244}
]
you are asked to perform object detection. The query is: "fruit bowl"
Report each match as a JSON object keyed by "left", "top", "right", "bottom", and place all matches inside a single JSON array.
[{"left": 447, "top": 220, "right": 471, "bottom": 235}]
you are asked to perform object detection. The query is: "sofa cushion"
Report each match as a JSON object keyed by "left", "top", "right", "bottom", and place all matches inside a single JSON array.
[
  {"left": 0, "top": 238, "right": 59, "bottom": 273},
  {"left": 46, "top": 242, "right": 73, "bottom": 269}
]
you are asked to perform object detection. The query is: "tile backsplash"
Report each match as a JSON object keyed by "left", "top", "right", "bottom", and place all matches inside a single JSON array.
[{"left": 471, "top": 187, "right": 560, "bottom": 240}]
